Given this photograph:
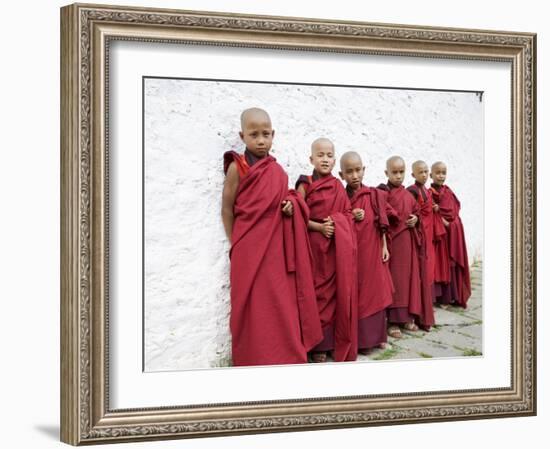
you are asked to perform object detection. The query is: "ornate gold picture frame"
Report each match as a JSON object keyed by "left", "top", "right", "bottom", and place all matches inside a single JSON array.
[{"left": 60, "top": 3, "right": 536, "bottom": 445}]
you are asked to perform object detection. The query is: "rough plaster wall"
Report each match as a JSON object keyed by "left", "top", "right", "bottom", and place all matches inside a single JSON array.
[{"left": 144, "top": 78, "right": 483, "bottom": 371}]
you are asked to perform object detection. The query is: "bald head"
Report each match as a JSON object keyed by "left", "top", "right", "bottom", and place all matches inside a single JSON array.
[
  {"left": 412, "top": 160, "right": 428, "bottom": 172},
  {"left": 240, "top": 107, "right": 271, "bottom": 130},
  {"left": 385, "top": 155, "right": 406, "bottom": 186},
  {"left": 411, "top": 160, "right": 429, "bottom": 185},
  {"left": 431, "top": 161, "right": 447, "bottom": 172},
  {"left": 339, "top": 151, "right": 362, "bottom": 170},
  {"left": 309, "top": 137, "right": 336, "bottom": 177},
  {"left": 430, "top": 161, "right": 447, "bottom": 186},
  {"left": 311, "top": 137, "right": 335, "bottom": 154},
  {"left": 386, "top": 155, "right": 405, "bottom": 171},
  {"left": 339, "top": 151, "right": 364, "bottom": 188}
]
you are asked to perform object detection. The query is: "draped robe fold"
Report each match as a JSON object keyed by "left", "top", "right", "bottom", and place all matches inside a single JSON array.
[
  {"left": 348, "top": 185, "right": 393, "bottom": 348},
  {"left": 297, "top": 174, "right": 358, "bottom": 362},
  {"left": 377, "top": 183, "right": 424, "bottom": 324},
  {"left": 224, "top": 151, "right": 322, "bottom": 366},
  {"left": 430, "top": 184, "right": 471, "bottom": 308}
]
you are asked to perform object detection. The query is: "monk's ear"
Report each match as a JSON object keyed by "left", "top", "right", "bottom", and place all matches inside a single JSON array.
[
  {"left": 384, "top": 169, "right": 388, "bottom": 177},
  {"left": 338, "top": 170, "right": 344, "bottom": 180},
  {"left": 309, "top": 155, "right": 313, "bottom": 164},
  {"left": 271, "top": 129, "right": 275, "bottom": 138},
  {"left": 429, "top": 172, "right": 434, "bottom": 180},
  {"left": 239, "top": 131, "right": 244, "bottom": 141}
]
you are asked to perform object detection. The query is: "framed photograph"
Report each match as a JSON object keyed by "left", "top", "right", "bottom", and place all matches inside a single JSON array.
[{"left": 60, "top": 3, "right": 536, "bottom": 445}]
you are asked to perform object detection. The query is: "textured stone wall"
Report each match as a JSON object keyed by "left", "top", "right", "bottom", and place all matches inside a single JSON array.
[{"left": 143, "top": 78, "right": 483, "bottom": 371}]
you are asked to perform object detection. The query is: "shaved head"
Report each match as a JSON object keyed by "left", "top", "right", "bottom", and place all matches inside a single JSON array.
[
  {"left": 240, "top": 107, "right": 271, "bottom": 130},
  {"left": 386, "top": 155, "right": 405, "bottom": 170},
  {"left": 412, "top": 160, "right": 428, "bottom": 172},
  {"left": 431, "top": 161, "right": 447, "bottom": 172},
  {"left": 311, "top": 137, "right": 335, "bottom": 154},
  {"left": 340, "top": 151, "right": 362, "bottom": 170},
  {"left": 411, "top": 160, "right": 429, "bottom": 185}
]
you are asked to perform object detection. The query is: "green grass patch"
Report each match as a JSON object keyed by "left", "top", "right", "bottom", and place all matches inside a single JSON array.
[
  {"left": 418, "top": 352, "right": 433, "bottom": 359},
  {"left": 469, "top": 320, "right": 483, "bottom": 325},
  {"left": 210, "top": 356, "right": 233, "bottom": 368},
  {"left": 462, "top": 348, "right": 482, "bottom": 357},
  {"left": 372, "top": 347, "right": 399, "bottom": 361}
]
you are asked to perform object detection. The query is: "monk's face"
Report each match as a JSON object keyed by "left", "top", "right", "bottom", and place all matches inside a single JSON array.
[
  {"left": 339, "top": 157, "right": 364, "bottom": 190},
  {"left": 239, "top": 114, "right": 274, "bottom": 158},
  {"left": 385, "top": 159, "right": 406, "bottom": 186},
  {"left": 310, "top": 141, "right": 335, "bottom": 176},
  {"left": 430, "top": 163, "right": 447, "bottom": 186},
  {"left": 412, "top": 162, "right": 429, "bottom": 185}
]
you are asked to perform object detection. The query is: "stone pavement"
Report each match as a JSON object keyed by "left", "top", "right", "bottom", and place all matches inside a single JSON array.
[{"left": 357, "top": 260, "right": 483, "bottom": 362}]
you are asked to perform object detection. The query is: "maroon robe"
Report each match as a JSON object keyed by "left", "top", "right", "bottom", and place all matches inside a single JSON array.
[
  {"left": 406, "top": 182, "right": 436, "bottom": 329},
  {"left": 297, "top": 173, "right": 358, "bottom": 362},
  {"left": 430, "top": 184, "right": 472, "bottom": 308},
  {"left": 224, "top": 151, "right": 322, "bottom": 366},
  {"left": 348, "top": 185, "right": 393, "bottom": 349},
  {"left": 377, "top": 182, "right": 425, "bottom": 325},
  {"left": 407, "top": 182, "right": 436, "bottom": 287}
]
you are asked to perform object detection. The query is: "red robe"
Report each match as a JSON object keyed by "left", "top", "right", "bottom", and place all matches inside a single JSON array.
[
  {"left": 407, "top": 182, "right": 435, "bottom": 287},
  {"left": 348, "top": 185, "right": 393, "bottom": 348},
  {"left": 297, "top": 173, "right": 358, "bottom": 362},
  {"left": 377, "top": 183, "right": 434, "bottom": 327},
  {"left": 430, "top": 184, "right": 472, "bottom": 308},
  {"left": 224, "top": 151, "right": 322, "bottom": 366}
]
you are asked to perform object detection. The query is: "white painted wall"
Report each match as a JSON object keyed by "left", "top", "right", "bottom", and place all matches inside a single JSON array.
[{"left": 143, "top": 78, "right": 483, "bottom": 371}]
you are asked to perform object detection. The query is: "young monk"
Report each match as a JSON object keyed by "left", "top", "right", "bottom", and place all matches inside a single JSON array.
[
  {"left": 430, "top": 161, "right": 472, "bottom": 308},
  {"left": 221, "top": 107, "right": 322, "bottom": 366},
  {"left": 377, "top": 156, "right": 425, "bottom": 339},
  {"left": 296, "top": 138, "right": 358, "bottom": 363},
  {"left": 406, "top": 160, "right": 437, "bottom": 330},
  {"left": 339, "top": 151, "right": 393, "bottom": 353}
]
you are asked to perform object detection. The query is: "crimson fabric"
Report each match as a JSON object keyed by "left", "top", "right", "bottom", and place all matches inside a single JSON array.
[
  {"left": 299, "top": 174, "right": 358, "bottom": 362},
  {"left": 348, "top": 185, "right": 393, "bottom": 321},
  {"left": 387, "top": 307, "right": 414, "bottom": 324},
  {"left": 283, "top": 190, "right": 324, "bottom": 350},
  {"left": 358, "top": 310, "right": 387, "bottom": 349},
  {"left": 432, "top": 202, "right": 451, "bottom": 284},
  {"left": 430, "top": 184, "right": 471, "bottom": 308},
  {"left": 406, "top": 183, "right": 436, "bottom": 328},
  {"left": 377, "top": 184, "right": 423, "bottom": 323},
  {"left": 224, "top": 151, "right": 322, "bottom": 366},
  {"left": 407, "top": 183, "right": 435, "bottom": 286}
]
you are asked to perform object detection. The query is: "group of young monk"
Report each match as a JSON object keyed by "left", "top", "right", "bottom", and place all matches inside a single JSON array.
[{"left": 221, "top": 107, "right": 471, "bottom": 366}]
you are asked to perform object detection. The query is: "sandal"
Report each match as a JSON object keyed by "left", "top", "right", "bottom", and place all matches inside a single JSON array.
[
  {"left": 310, "top": 351, "right": 327, "bottom": 363},
  {"left": 403, "top": 322, "right": 420, "bottom": 332},
  {"left": 387, "top": 325, "right": 402, "bottom": 339}
]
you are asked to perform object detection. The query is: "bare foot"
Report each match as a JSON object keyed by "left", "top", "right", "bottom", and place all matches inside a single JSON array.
[
  {"left": 403, "top": 322, "right": 419, "bottom": 332},
  {"left": 387, "top": 325, "right": 402, "bottom": 339},
  {"left": 310, "top": 351, "right": 327, "bottom": 363}
]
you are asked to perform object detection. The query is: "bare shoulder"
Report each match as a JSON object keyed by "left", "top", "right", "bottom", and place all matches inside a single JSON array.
[
  {"left": 296, "top": 182, "right": 307, "bottom": 198},
  {"left": 224, "top": 161, "right": 239, "bottom": 180}
]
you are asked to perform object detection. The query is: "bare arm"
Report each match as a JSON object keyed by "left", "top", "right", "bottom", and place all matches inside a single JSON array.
[
  {"left": 296, "top": 183, "right": 307, "bottom": 199},
  {"left": 221, "top": 162, "right": 239, "bottom": 244},
  {"left": 381, "top": 233, "right": 389, "bottom": 262}
]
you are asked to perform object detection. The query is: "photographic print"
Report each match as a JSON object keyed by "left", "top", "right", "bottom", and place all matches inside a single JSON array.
[
  {"left": 61, "top": 4, "right": 535, "bottom": 444},
  {"left": 143, "top": 77, "right": 483, "bottom": 371}
]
